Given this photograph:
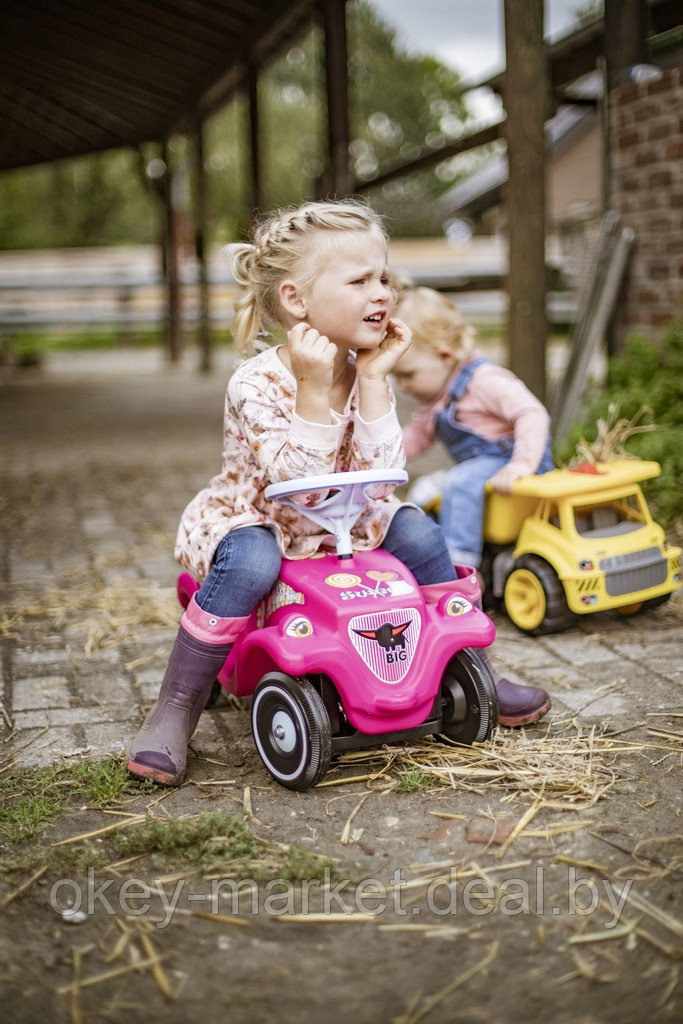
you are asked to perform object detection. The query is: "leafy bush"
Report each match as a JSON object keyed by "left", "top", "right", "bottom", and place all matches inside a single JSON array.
[{"left": 557, "top": 322, "right": 683, "bottom": 535}]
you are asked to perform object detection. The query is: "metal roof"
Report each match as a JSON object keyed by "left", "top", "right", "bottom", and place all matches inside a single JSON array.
[
  {"left": 440, "top": 107, "right": 598, "bottom": 219},
  {"left": 0, "top": 0, "right": 314, "bottom": 172}
]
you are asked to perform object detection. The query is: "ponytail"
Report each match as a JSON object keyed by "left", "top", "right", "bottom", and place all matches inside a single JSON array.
[{"left": 226, "top": 243, "right": 263, "bottom": 353}]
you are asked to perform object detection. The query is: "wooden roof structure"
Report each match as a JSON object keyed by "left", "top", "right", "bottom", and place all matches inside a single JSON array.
[
  {"left": 2, "top": 1, "right": 679, "bottom": 380},
  {"left": 1, "top": 0, "right": 316, "bottom": 172}
]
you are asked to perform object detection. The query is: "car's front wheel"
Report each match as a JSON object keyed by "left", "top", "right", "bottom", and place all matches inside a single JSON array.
[
  {"left": 439, "top": 648, "right": 499, "bottom": 744},
  {"left": 251, "top": 673, "right": 331, "bottom": 791}
]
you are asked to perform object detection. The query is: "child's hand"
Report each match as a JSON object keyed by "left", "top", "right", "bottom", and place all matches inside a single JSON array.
[
  {"left": 488, "top": 463, "right": 527, "bottom": 494},
  {"left": 287, "top": 322, "right": 337, "bottom": 394},
  {"left": 355, "top": 317, "right": 412, "bottom": 381}
]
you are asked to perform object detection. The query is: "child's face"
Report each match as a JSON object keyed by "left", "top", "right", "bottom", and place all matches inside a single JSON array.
[
  {"left": 297, "top": 229, "right": 395, "bottom": 350},
  {"left": 392, "top": 343, "right": 457, "bottom": 403}
]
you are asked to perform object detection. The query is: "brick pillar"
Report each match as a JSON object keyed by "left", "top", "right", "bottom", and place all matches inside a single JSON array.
[{"left": 610, "top": 66, "right": 682, "bottom": 346}]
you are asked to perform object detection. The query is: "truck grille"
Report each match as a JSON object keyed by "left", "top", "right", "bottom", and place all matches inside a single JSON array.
[{"left": 600, "top": 547, "right": 667, "bottom": 597}]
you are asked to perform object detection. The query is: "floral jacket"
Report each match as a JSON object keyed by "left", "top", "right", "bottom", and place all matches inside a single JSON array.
[{"left": 175, "top": 345, "right": 406, "bottom": 581}]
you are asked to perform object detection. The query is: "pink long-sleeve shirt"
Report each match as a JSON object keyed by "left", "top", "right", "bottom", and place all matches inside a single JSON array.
[
  {"left": 175, "top": 345, "right": 406, "bottom": 581},
  {"left": 402, "top": 353, "right": 550, "bottom": 473}
]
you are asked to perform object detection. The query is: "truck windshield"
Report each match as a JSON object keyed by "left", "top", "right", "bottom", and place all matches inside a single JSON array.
[{"left": 571, "top": 492, "right": 647, "bottom": 538}]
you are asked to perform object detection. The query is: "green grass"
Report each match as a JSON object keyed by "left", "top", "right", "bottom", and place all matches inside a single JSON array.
[
  {"left": 4, "top": 328, "right": 235, "bottom": 361},
  {"left": 112, "top": 810, "right": 335, "bottom": 880},
  {"left": 395, "top": 767, "right": 432, "bottom": 793},
  {"left": 557, "top": 321, "right": 683, "bottom": 533},
  {"left": 0, "top": 759, "right": 144, "bottom": 845},
  {"left": 0, "top": 765, "right": 334, "bottom": 886}
]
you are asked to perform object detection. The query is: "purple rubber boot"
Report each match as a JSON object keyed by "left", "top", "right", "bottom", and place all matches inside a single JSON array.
[
  {"left": 423, "top": 571, "right": 552, "bottom": 729},
  {"left": 127, "top": 597, "right": 249, "bottom": 785},
  {"left": 478, "top": 649, "right": 551, "bottom": 727}
]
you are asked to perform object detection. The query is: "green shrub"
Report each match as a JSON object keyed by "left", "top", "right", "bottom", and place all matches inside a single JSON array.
[{"left": 557, "top": 322, "right": 683, "bottom": 535}]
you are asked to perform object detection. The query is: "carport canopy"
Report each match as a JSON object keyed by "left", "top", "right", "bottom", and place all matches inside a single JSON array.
[{"left": 0, "top": 0, "right": 319, "bottom": 173}]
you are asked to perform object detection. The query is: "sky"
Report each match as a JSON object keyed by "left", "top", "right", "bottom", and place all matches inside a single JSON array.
[{"left": 369, "top": 0, "right": 593, "bottom": 119}]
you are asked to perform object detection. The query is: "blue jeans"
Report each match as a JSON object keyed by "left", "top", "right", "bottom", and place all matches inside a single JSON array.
[
  {"left": 439, "top": 454, "right": 510, "bottom": 567},
  {"left": 195, "top": 508, "right": 457, "bottom": 618}
]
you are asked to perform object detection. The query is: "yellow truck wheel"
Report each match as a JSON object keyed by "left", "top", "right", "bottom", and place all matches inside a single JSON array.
[{"left": 504, "top": 555, "right": 575, "bottom": 636}]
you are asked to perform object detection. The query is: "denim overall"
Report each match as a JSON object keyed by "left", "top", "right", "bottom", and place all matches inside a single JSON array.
[{"left": 434, "top": 357, "right": 553, "bottom": 566}]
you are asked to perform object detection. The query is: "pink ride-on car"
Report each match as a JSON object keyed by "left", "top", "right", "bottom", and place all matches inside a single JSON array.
[{"left": 177, "top": 470, "right": 499, "bottom": 791}]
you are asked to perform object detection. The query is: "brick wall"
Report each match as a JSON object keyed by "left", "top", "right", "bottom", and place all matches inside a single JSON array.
[{"left": 611, "top": 65, "right": 682, "bottom": 345}]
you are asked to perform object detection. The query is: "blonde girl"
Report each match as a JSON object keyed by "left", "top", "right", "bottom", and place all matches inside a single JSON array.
[{"left": 128, "top": 199, "right": 467, "bottom": 785}]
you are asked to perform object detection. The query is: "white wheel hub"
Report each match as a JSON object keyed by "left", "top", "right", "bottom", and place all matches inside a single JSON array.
[{"left": 270, "top": 709, "right": 297, "bottom": 753}]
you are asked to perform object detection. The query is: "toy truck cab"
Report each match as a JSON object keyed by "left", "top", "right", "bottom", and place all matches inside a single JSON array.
[{"left": 483, "top": 460, "right": 681, "bottom": 634}]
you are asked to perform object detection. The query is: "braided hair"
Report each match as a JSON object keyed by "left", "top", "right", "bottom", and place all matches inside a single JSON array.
[{"left": 227, "top": 200, "right": 388, "bottom": 354}]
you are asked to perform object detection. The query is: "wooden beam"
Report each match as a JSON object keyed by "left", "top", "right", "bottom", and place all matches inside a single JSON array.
[
  {"left": 194, "top": 120, "right": 211, "bottom": 373},
  {"left": 163, "top": 139, "right": 183, "bottom": 364},
  {"left": 355, "top": 121, "right": 503, "bottom": 195},
  {"left": 248, "top": 62, "right": 263, "bottom": 217},
  {"left": 604, "top": 0, "right": 649, "bottom": 91},
  {"left": 320, "top": 0, "right": 351, "bottom": 197},
  {"left": 503, "top": 0, "right": 548, "bottom": 403}
]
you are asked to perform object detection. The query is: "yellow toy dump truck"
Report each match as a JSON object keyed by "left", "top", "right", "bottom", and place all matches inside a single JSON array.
[{"left": 478, "top": 460, "right": 680, "bottom": 635}]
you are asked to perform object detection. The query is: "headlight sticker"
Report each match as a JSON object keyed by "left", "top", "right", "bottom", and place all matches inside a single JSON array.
[
  {"left": 285, "top": 616, "right": 314, "bottom": 638},
  {"left": 446, "top": 595, "right": 473, "bottom": 616}
]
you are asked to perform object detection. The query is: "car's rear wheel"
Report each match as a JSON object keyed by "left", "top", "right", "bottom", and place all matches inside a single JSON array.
[
  {"left": 439, "top": 649, "right": 499, "bottom": 744},
  {"left": 504, "top": 555, "right": 575, "bottom": 635},
  {"left": 251, "top": 673, "right": 331, "bottom": 791}
]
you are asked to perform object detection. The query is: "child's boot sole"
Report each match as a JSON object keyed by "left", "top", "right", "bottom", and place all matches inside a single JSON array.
[{"left": 126, "top": 757, "right": 184, "bottom": 786}]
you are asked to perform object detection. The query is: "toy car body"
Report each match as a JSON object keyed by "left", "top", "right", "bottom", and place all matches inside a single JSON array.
[
  {"left": 178, "top": 470, "right": 499, "bottom": 790},
  {"left": 481, "top": 460, "right": 681, "bottom": 634}
]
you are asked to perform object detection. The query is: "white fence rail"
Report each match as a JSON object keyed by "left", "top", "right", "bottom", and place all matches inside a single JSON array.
[{"left": 0, "top": 242, "right": 577, "bottom": 336}]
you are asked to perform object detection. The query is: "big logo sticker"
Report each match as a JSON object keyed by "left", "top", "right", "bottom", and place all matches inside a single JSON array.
[{"left": 348, "top": 607, "right": 421, "bottom": 683}]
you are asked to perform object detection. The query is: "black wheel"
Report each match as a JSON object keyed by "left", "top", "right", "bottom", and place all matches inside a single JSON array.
[
  {"left": 439, "top": 649, "right": 499, "bottom": 744},
  {"left": 251, "top": 673, "right": 332, "bottom": 791},
  {"left": 642, "top": 592, "right": 672, "bottom": 612},
  {"left": 479, "top": 544, "right": 502, "bottom": 612},
  {"left": 504, "top": 554, "right": 576, "bottom": 636}
]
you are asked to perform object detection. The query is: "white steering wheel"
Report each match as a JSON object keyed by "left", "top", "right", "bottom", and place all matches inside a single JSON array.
[{"left": 265, "top": 469, "right": 408, "bottom": 557}]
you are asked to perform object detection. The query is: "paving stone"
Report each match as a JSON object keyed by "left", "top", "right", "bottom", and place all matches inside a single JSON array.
[
  {"left": 12, "top": 704, "right": 135, "bottom": 731},
  {"left": 12, "top": 676, "right": 72, "bottom": 711},
  {"left": 132, "top": 667, "right": 165, "bottom": 703},
  {"left": 489, "top": 636, "right": 566, "bottom": 669},
  {"left": 80, "top": 722, "right": 129, "bottom": 759},
  {"left": 82, "top": 513, "right": 117, "bottom": 537},
  {"left": 6, "top": 726, "right": 85, "bottom": 768},
  {"left": 518, "top": 663, "right": 589, "bottom": 690},
  {"left": 12, "top": 649, "right": 75, "bottom": 677},
  {"left": 75, "top": 680, "right": 138, "bottom": 711},
  {"left": 537, "top": 634, "right": 625, "bottom": 666},
  {"left": 554, "top": 688, "right": 631, "bottom": 720}
]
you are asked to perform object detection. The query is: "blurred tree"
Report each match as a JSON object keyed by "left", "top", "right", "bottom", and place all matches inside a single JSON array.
[
  {"left": 0, "top": 1, "right": 471, "bottom": 249},
  {"left": 0, "top": 149, "right": 157, "bottom": 249}
]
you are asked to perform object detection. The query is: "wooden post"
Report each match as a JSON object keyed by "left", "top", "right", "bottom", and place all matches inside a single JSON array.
[
  {"left": 163, "top": 139, "right": 183, "bottom": 363},
  {"left": 602, "top": 0, "right": 648, "bottom": 356},
  {"left": 603, "top": 0, "right": 648, "bottom": 208},
  {"left": 503, "top": 0, "right": 547, "bottom": 403},
  {"left": 604, "top": 0, "right": 648, "bottom": 91},
  {"left": 194, "top": 119, "right": 211, "bottom": 373},
  {"left": 247, "top": 61, "right": 263, "bottom": 218},
  {"left": 320, "top": 0, "right": 351, "bottom": 197}
]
